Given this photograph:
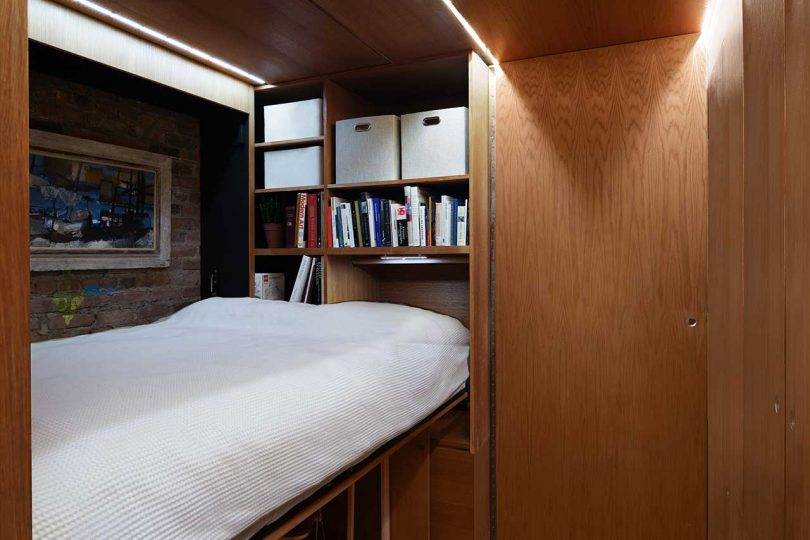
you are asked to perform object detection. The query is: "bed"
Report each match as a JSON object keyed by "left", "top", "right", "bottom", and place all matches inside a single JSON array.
[{"left": 31, "top": 298, "right": 469, "bottom": 539}]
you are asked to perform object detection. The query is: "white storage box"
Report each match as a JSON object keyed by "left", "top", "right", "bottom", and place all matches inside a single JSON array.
[
  {"left": 336, "top": 115, "right": 400, "bottom": 183},
  {"left": 263, "top": 98, "right": 322, "bottom": 143},
  {"left": 264, "top": 146, "right": 323, "bottom": 189},
  {"left": 401, "top": 107, "right": 469, "bottom": 179}
]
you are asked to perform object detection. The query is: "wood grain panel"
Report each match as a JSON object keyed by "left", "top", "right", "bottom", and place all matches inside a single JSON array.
[
  {"left": 785, "top": 0, "right": 810, "bottom": 536},
  {"left": 742, "top": 0, "right": 786, "bottom": 536},
  {"left": 430, "top": 446, "right": 474, "bottom": 540},
  {"left": 495, "top": 35, "right": 706, "bottom": 538},
  {"left": 55, "top": 0, "right": 387, "bottom": 84},
  {"left": 312, "top": 0, "right": 474, "bottom": 63},
  {"left": 388, "top": 432, "right": 430, "bottom": 540},
  {"left": 455, "top": 0, "right": 705, "bottom": 62},
  {"left": 0, "top": 0, "right": 31, "bottom": 536},
  {"left": 706, "top": 0, "right": 746, "bottom": 536}
]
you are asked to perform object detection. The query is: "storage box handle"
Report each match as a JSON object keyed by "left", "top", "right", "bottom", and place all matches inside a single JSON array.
[
  {"left": 422, "top": 116, "right": 441, "bottom": 126},
  {"left": 354, "top": 122, "right": 371, "bottom": 132}
]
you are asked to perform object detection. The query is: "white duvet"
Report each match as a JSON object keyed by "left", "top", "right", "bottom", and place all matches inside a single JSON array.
[{"left": 32, "top": 298, "right": 469, "bottom": 539}]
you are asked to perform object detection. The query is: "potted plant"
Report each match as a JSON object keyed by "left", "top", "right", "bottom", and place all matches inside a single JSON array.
[{"left": 258, "top": 196, "right": 284, "bottom": 248}]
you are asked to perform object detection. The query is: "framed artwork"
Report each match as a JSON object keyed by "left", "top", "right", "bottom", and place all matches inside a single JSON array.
[{"left": 29, "top": 130, "right": 172, "bottom": 271}]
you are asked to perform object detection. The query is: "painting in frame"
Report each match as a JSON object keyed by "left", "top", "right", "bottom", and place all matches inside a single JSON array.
[{"left": 29, "top": 130, "right": 172, "bottom": 271}]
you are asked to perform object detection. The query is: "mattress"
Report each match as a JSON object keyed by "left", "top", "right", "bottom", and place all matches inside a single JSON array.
[{"left": 32, "top": 298, "right": 469, "bottom": 539}]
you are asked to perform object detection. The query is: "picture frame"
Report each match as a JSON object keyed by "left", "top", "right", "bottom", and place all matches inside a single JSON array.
[{"left": 29, "top": 130, "right": 172, "bottom": 271}]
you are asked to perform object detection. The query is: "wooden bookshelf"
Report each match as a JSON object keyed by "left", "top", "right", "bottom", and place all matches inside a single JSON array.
[
  {"left": 255, "top": 136, "right": 324, "bottom": 151},
  {"left": 326, "top": 246, "right": 469, "bottom": 256},
  {"left": 326, "top": 174, "right": 469, "bottom": 192},
  {"left": 249, "top": 53, "right": 491, "bottom": 535},
  {"left": 255, "top": 185, "right": 323, "bottom": 195},
  {"left": 255, "top": 248, "right": 325, "bottom": 256}
]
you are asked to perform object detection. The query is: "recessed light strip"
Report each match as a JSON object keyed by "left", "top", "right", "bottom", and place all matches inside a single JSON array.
[
  {"left": 70, "top": 0, "right": 266, "bottom": 85},
  {"left": 439, "top": 0, "right": 499, "bottom": 66}
]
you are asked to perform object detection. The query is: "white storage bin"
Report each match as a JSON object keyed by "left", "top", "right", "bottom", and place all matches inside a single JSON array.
[
  {"left": 401, "top": 107, "right": 469, "bottom": 179},
  {"left": 263, "top": 98, "right": 323, "bottom": 143},
  {"left": 263, "top": 146, "right": 323, "bottom": 189},
  {"left": 336, "top": 115, "right": 400, "bottom": 183}
]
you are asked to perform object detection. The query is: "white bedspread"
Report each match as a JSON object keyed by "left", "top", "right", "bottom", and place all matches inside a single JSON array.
[{"left": 32, "top": 298, "right": 469, "bottom": 539}]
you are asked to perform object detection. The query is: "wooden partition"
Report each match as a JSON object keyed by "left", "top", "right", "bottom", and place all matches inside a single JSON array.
[
  {"left": 706, "top": 0, "right": 810, "bottom": 536},
  {"left": 495, "top": 34, "right": 707, "bottom": 538},
  {"left": 0, "top": 0, "right": 31, "bottom": 535}
]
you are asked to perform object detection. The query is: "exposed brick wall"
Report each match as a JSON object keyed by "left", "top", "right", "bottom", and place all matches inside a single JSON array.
[{"left": 29, "top": 71, "right": 201, "bottom": 342}]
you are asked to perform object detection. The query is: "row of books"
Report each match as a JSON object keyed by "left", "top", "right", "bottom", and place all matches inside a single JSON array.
[
  {"left": 328, "top": 187, "right": 468, "bottom": 248},
  {"left": 284, "top": 192, "right": 323, "bottom": 248},
  {"left": 290, "top": 256, "right": 322, "bottom": 304}
]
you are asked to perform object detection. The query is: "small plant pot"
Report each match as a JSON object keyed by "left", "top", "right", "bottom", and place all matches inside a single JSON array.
[{"left": 263, "top": 223, "right": 284, "bottom": 248}]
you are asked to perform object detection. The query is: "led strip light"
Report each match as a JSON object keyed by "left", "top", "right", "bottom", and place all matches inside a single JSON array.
[
  {"left": 440, "top": 0, "right": 499, "bottom": 66},
  {"left": 71, "top": 0, "right": 266, "bottom": 85}
]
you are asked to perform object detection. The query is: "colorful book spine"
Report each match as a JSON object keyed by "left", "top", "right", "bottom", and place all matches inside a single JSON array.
[
  {"left": 295, "top": 192, "right": 307, "bottom": 248},
  {"left": 306, "top": 193, "right": 318, "bottom": 248}
]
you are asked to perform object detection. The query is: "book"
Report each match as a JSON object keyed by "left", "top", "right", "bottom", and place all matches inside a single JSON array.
[
  {"left": 389, "top": 202, "right": 399, "bottom": 247},
  {"left": 316, "top": 192, "right": 323, "bottom": 247},
  {"left": 306, "top": 193, "right": 318, "bottom": 248},
  {"left": 395, "top": 204, "right": 408, "bottom": 246},
  {"left": 331, "top": 197, "right": 351, "bottom": 248},
  {"left": 284, "top": 206, "right": 296, "bottom": 248},
  {"left": 289, "top": 256, "right": 313, "bottom": 302},
  {"left": 451, "top": 197, "right": 459, "bottom": 246},
  {"left": 254, "top": 273, "right": 284, "bottom": 300},
  {"left": 366, "top": 194, "right": 377, "bottom": 247},
  {"left": 372, "top": 197, "right": 383, "bottom": 247},
  {"left": 457, "top": 200, "right": 468, "bottom": 246},
  {"left": 326, "top": 201, "right": 334, "bottom": 248},
  {"left": 313, "top": 257, "right": 322, "bottom": 304},
  {"left": 404, "top": 186, "right": 414, "bottom": 246},
  {"left": 381, "top": 199, "right": 391, "bottom": 247},
  {"left": 353, "top": 200, "right": 364, "bottom": 248},
  {"left": 303, "top": 257, "right": 317, "bottom": 303},
  {"left": 359, "top": 198, "right": 371, "bottom": 247},
  {"left": 419, "top": 203, "right": 427, "bottom": 246},
  {"left": 407, "top": 186, "right": 429, "bottom": 246},
  {"left": 295, "top": 192, "right": 307, "bottom": 248},
  {"left": 342, "top": 202, "right": 356, "bottom": 247}
]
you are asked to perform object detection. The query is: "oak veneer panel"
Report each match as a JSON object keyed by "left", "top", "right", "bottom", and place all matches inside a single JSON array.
[
  {"left": 57, "top": 0, "right": 387, "bottom": 84},
  {"left": 455, "top": 0, "right": 705, "bottom": 63},
  {"left": 0, "top": 0, "right": 31, "bottom": 536},
  {"left": 786, "top": 0, "right": 810, "bottom": 536},
  {"left": 495, "top": 35, "right": 706, "bottom": 538},
  {"left": 430, "top": 446, "right": 474, "bottom": 540},
  {"left": 742, "top": 0, "right": 787, "bottom": 536},
  {"left": 311, "top": 0, "right": 474, "bottom": 63},
  {"left": 388, "top": 432, "right": 430, "bottom": 540},
  {"left": 706, "top": 0, "right": 746, "bottom": 537}
]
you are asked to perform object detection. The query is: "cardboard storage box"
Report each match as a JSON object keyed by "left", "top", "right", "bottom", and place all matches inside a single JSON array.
[
  {"left": 401, "top": 107, "right": 469, "bottom": 179},
  {"left": 336, "top": 115, "right": 400, "bottom": 183},
  {"left": 263, "top": 98, "right": 323, "bottom": 143},
  {"left": 263, "top": 146, "right": 323, "bottom": 189}
]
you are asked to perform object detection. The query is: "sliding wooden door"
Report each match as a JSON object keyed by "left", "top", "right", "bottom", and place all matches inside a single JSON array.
[
  {"left": 495, "top": 34, "right": 706, "bottom": 538},
  {"left": 0, "top": 0, "right": 31, "bottom": 536}
]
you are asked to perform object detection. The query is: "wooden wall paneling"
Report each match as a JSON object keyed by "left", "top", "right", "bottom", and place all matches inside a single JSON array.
[
  {"left": 495, "top": 35, "right": 706, "bottom": 538},
  {"left": 468, "top": 51, "right": 491, "bottom": 453},
  {"left": 29, "top": 0, "right": 253, "bottom": 112},
  {"left": 430, "top": 446, "right": 474, "bottom": 540},
  {"left": 325, "top": 256, "right": 380, "bottom": 304},
  {"left": 785, "top": 0, "right": 810, "bottom": 536},
  {"left": 311, "top": 0, "right": 475, "bottom": 63},
  {"left": 706, "top": 0, "right": 746, "bottom": 536},
  {"left": 0, "top": 0, "right": 31, "bottom": 535},
  {"left": 50, "top": 0, "right": 387, "bottom": 84},
  {"left": 388, "top": 431, "right": 431, "bottom": 540},
  {"left": 354, "top": 466, "right": 382, "bottom": 540},
  {"left": 454, "top": 0, "right": 705, "bottom": 63},
  {"left": 741, "top": 0, "right": 787, "bottom": 536}
]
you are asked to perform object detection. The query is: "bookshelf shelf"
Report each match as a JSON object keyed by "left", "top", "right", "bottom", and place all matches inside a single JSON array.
[
  {"left": 326, "top": 174, "right": 469, "bottom": 192},
  {"left": 255, "top": 136, "right": 324, "bottom": 151},
  {"left": 327, "top": 246, "right": 469, "bottom": 256},
  {"left": 256, "top": 248, "right": 325, "bottom": 256},
  {"left": 255, "top": 185, "right": 323, "bottom": 195}
]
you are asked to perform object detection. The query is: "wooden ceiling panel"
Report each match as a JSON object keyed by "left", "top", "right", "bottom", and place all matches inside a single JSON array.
[
  {"left": 453, "top": 0, "right": 706, "bottom": 62},
  {"left": 311, "top": 0, "right": 476, "bottom": 62},
  {"left": 73, "top": 0, "right": 389, "bottom": 83}
]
